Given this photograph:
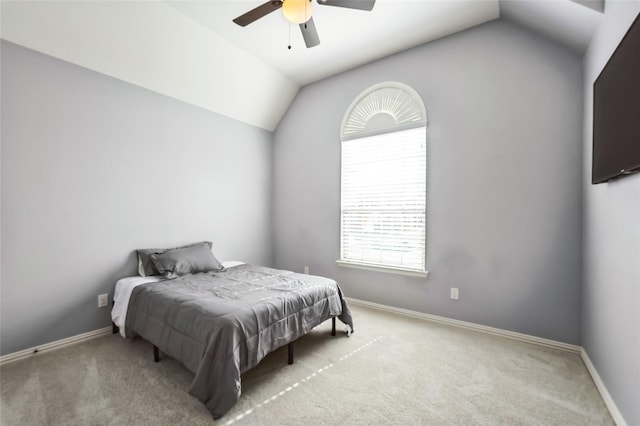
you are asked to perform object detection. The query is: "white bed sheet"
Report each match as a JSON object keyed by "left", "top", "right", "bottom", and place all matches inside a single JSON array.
[{"left": 111, "top": 261, "right": 244, "bottom": 338}]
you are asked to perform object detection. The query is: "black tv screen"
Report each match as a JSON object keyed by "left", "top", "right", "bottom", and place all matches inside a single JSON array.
[{"left": 592, "top": 12, "right": 640, "bottom": 184}]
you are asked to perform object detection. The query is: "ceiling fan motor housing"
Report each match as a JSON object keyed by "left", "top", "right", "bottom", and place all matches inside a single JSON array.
[{"left": 282, "top": 0, "right": 313, "bottom": 25}]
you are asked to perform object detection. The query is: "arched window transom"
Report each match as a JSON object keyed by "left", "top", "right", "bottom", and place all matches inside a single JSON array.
[{"left": 341, "top": 82, "right": 427, "bottom": 141}]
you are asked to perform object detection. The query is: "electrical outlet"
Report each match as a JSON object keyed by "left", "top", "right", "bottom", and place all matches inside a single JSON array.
[
  {"left": 450, "top": 287, "right": 459, "bottom": 300},
  {"left": 303, "top": 266, "right": 310, "bottom": 275},
  {"left": 98, "top": 293, "right": 108, "bottom": 308}
]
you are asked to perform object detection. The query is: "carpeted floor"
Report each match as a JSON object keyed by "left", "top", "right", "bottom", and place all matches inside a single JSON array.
[{"left": 0, "top": 304, "right": 613, "bottom": 425}]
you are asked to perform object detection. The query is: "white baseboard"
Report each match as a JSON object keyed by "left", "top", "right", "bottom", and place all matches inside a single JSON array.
[
  {"left": 346, "top": 297, "right": 581, "bottom": 353},
  {"left": 0, "top": 326, "right": 112, "bottom": 366},
  {"left": 580, "top": 348, "right": 628, "bottom": 426}
]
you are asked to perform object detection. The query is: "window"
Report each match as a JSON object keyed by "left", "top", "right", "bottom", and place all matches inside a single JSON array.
[{"left": 338, "top": 82, "right": 427, "bottom": 276}]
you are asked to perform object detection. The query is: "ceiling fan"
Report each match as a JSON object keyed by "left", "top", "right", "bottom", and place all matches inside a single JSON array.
[{"left": 233, "top": 0, "right": 376, "bottom": 48}]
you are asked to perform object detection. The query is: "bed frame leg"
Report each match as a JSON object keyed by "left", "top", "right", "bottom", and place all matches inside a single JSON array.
[
  {"left": 111, "top": 301, "right": 119, "bottom": 334},
  {"left": 332, "top": 317, "right": 336, "bottom": 336},
  {"left": 153, "top": 345, "right": 160, "bottom": 363},
  {"left": 288, "top": 342, "right": 294, "bottom": 365}
]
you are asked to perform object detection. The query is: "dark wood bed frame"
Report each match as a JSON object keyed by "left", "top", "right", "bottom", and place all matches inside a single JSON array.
[{"left": 113, "top": 316, "right": 337, "bottom": 365}]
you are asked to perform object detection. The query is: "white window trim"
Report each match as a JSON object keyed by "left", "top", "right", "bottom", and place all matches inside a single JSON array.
[
  {"left": 336, "top": 260, "right": 429, "bottom": 278},
  {"left": 338, "top": 81, "right": 428, "bottom": 275}
]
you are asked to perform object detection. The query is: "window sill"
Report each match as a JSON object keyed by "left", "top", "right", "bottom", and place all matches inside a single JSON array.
[{"left": 336, "top": 260, "right": 429, "bottom": 278}]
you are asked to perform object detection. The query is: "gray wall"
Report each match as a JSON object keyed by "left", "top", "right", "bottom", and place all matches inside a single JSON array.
[
  {"left": 1, "top": 41, "right": 274, "bottom": 356},
  {"left": 582, "top": 3, "right": 640, "bottom": 425},
  {"left": 273, "top": 20, "right": 584, "bottom": 344}
]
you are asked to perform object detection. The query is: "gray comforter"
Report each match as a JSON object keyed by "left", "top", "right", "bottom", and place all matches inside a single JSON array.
[{"left": 125, "top": 264, "right": 353, "bottom": 419}]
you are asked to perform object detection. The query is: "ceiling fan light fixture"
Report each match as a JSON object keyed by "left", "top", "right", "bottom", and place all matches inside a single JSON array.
[{"left": 282, "top": 0, "right": 312, "bottom": 24}]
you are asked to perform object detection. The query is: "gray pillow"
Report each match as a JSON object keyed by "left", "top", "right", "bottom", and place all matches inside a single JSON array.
[
  {"left": 137, "top": 241, "right": 213, "bottom": 276},
  {"left": 150, "top": 242, "right": 224, "bottom": 279}
]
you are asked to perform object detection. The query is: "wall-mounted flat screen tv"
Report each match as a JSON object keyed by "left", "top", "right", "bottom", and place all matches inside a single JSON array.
[{"left": 592, "top": 12, "right": 640, "bottom": 184}]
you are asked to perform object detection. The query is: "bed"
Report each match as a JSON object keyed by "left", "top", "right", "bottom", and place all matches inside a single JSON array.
[{"left": 111, "top": 242, "right": 353, "bottom": 419}]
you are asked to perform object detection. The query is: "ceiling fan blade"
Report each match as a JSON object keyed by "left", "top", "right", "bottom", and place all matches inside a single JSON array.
[
  {"left": 233, "top": 0, "right": 283, "bottom": 27},
  {"left": 300, "top": 17, "right": 320, "bottom": 48},
  {"left": 317, "top": 0, "right": 375, "bottom": 11}
]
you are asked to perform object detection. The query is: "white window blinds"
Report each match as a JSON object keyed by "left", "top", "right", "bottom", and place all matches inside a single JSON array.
[{"left": 340, "top": 126, "right": 427, "bottom": 271}]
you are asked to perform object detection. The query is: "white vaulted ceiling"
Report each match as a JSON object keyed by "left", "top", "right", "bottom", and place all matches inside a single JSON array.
[
  {"left": 0, "top": 0, "right": 603, "bottom": 131},
  {"left": 166, "top": 0, "right": 499, "bottom": 85}
]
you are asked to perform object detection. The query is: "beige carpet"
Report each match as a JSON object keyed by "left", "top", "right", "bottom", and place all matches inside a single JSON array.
[{"left": 1, "top": 305, "right": 613, "bottom": 425}]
